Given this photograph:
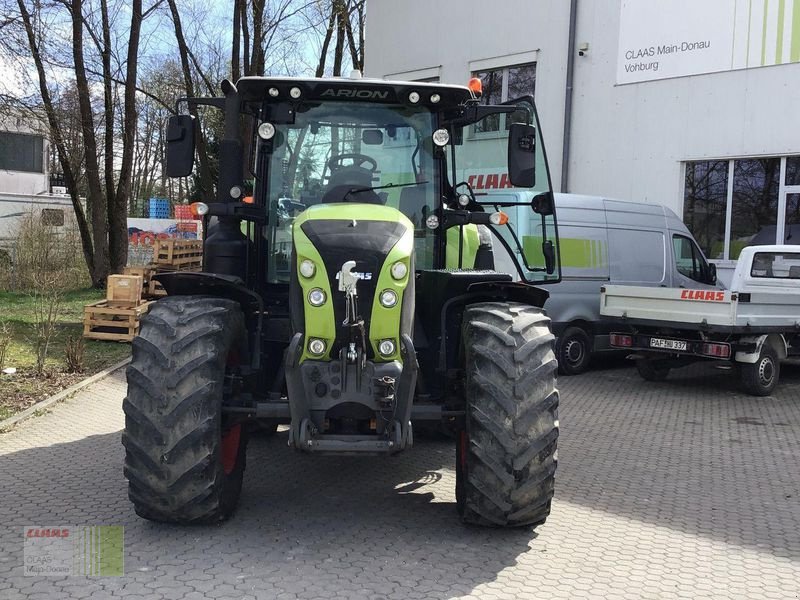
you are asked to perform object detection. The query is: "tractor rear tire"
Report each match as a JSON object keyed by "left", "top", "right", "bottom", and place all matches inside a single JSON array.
[
  {"left": 123, "top": 296, "right": 248, "bottom": 523},
  {"left": 457, "top": 302, "right": 559, "bottom": 528}
]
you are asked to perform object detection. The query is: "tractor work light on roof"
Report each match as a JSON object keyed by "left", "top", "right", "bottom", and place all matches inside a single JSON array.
[
  {"left": 408, "top": 91, "right": 420, "bottom": 104},
  {"left": 425, "top": 215, "right": 439, "bottom": 229},
  {"left": 268, "top": 87, "right": 279, "bottom": 97},
  {"left": 290, "top": 87, "right": 302, "bottom": 99},
  {"left": 430, "top": 93, "right": 441, "bottom": 104}
]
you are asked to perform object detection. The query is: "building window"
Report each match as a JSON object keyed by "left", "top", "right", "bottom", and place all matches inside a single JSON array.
[
  {"left": 41, "top": 208, "right": 65, "bottom": 227},
  {"left": 683, "top": 161, "right": 728, "bottom": 259},
  {"left": 729, "top": 159, "right": 780, "bottom": 258},
  {"left": 0, "top": 131, "right": 44, "bottom": 173},
  {"left": 472, "top": 62, "right": 536, "bottom": 134},
  {"left": 683, "top": 155, "right": 800, "bottom": 261}
]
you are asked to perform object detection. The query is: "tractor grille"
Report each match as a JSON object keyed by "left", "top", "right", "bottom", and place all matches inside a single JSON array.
[{"left": 300, "top": 218, "right": 407, "bottom": 355}]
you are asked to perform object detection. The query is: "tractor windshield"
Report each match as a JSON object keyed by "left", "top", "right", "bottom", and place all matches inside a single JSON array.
[{"left": 263, "top": 102, "right": 437, "bottom": 283}]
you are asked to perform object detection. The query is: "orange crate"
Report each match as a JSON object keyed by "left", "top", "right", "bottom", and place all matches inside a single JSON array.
[{"left": 83, "top": 300, "right": 153, "bottom": 342}]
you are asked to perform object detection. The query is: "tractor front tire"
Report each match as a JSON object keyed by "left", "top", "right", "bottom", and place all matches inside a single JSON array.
[
  {"left": 123, "top": 296, "right": 248, "bottom": 523},
  {"left": 457, "top": 302, "right": 559, "bottom": 528}
]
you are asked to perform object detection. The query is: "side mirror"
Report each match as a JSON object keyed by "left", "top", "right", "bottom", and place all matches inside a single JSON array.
[
  {"left": 166, "top": 115, "right": 195, "bottom": 178},
  {"left": 507, "top": 123, "right": 536, "bottom": 188},
  {"left": 708, "top": 262, "right": 717, "bottom": 285}
]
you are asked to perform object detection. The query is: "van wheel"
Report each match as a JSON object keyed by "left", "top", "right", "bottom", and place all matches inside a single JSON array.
[
  {"left": 636, "top": 358, "right": 670, "bottom": 381},
  {"left": 556, "top": 326, "right": 591, "bottom": 375},
  {"left": 740, "top": 345, "right": 779, "bottom": 396}
]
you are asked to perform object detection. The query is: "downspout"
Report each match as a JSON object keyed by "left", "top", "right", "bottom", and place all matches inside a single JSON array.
[{"left": 560, "top": 0, "right": 579, "bottom": 193}]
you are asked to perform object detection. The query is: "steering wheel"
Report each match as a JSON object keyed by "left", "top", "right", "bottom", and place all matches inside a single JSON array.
[{"left": 327, "top": 153, "right": 378, "bottom": 173}]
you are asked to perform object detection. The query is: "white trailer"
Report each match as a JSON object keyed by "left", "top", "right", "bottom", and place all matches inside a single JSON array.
[
  {"left": 0, "top": 192, "right": 74, "bottom": 246},
  {"left": 600, "top": 245, "right": 800, "bottom": 395}
]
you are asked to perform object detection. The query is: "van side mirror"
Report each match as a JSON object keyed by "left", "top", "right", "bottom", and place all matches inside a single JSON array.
[
  {"left": 708, "top": 262, "right": 717, "bottom": 285},
  {"left": 166, "top": 115, "right": 195, "bottom": 178},
  {"left": 507, "top": 123, "right": 536, "bottom": 188}
]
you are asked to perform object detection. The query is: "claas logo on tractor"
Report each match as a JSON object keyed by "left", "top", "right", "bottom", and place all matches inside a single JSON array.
[{"left": 123, "top": 75, "right": 561, "bottom": 529}]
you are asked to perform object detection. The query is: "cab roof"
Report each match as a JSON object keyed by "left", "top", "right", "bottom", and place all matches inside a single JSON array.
[{"left": 235, "top": 76, "right": 473, "bottom": 107}]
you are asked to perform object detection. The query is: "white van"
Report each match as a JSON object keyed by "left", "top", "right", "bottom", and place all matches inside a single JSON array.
[{"left": 543, "top": 193, "right": 717, "bottom": 374}]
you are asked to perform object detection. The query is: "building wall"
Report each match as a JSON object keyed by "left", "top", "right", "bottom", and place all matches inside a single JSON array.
[
  {"left": 570, "top": 0, "right": 800, "bottom": 208},
  {"left": 364, "top": 0, "right": 571, "bottom": 190},
  {"left": 364, "top": 0, "right": 800, "bottom": 216}
]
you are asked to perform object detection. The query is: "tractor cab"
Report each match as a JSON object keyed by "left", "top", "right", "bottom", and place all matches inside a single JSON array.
[{"left": 124, "top": 75, "right": 561, "bottom": 529}]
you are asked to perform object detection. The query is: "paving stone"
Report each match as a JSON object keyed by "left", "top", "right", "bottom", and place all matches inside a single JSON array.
[{"left": 1, "top": 362, "right": 799, "bottom": 599}]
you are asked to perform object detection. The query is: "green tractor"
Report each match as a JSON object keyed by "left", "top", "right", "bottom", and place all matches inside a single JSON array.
[{"left": 123, "top": 74, "right": 561, "bottom": 528}]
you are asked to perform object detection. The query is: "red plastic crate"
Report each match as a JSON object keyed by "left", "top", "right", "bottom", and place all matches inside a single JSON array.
[{"left": 173, "top": 204, "right": 195, "bottom": 220}]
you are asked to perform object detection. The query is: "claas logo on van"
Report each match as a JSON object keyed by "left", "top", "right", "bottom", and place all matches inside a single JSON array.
[{"left": 680, "top": 289, "right": 725, "bottom": 302}]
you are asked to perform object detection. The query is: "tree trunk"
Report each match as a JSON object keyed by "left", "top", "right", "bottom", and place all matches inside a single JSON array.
[
  {"left": 110, "top": 0, "right": 143, "bottom": 273},
  {"left": 166, "top": 0, "right": 215, "bottom": 200},
  {"left": 251, "top": 0, "right": 265, "bottom": 76},
  {"left": 16, "top": 1, "right": 96, "bottom": 282},
  {"left": 232, "top": 0, "right": 241, "bottom": 80},
  {"left": 72, "top": 0, "right": 110, "bottom": 287},
  {"left": 315, "top": 9, "right": 337, "bottom": 77}
]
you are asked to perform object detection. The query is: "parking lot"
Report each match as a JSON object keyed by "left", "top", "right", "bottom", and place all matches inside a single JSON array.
[{"left": 1, "top": 359, "right": 799, "bottom": 599}]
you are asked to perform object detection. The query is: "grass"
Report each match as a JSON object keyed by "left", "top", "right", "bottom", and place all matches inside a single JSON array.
[{"left": 0, "top": 288, "right": 131, "bottom": 420}]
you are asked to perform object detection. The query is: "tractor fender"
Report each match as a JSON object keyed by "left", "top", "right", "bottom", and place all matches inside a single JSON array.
[
  {"left": 154, "top": 271, "right": 263, "bottom": 369},
  {"left": 735, "top": 334, "right": 787, "bottom": 364}
]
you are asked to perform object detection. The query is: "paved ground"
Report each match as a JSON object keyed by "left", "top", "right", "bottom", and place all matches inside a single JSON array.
[{"left": 1, "top": 358, "right": 799, "bottom": 599}]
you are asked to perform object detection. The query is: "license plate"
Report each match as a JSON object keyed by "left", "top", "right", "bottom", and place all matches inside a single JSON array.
[{"left": 649, "top": 338, "right": 687, "bottom": 351}]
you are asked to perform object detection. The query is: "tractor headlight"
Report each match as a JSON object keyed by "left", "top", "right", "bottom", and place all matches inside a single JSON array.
[
  {"left": 390, "top": 261, "right": 407, "bottom": 280},
  {"left": 379, "top": 289, "right": 398, "bottom": 308},
  {"left": 308, "top": 288, "right": 326, "bottom": 306},
  {"left": 299, "top": 259, "right": 316, "bottom": 278},
  {"left": 308, "top": 338, "right": 326, "bottom": 355},
  {"left": 378, "top": 339, "right": 396, "bottom": 356}
]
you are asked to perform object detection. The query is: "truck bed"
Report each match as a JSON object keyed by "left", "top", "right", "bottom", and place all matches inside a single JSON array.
[{"left": 600, "top": 285, "right": 800, "bottom": 333}]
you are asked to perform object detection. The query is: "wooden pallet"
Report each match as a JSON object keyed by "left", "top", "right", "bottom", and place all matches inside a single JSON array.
[
  {"left": 106, "top": 274, "right": 143, "bottom": 308},
  {"left": 153, "top": 239, "right": 203, "bottom": 267},
  {"left": 83, "top": 300, "right": 153, "bottom": 342}
]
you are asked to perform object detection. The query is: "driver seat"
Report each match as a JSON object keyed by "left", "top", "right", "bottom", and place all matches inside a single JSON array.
[{"left": 322, "top": 167, "right": 382, "bottom": 204}]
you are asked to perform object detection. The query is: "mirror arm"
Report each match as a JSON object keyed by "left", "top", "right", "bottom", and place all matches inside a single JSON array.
[
  {"left": 174, "top": 96, "right": 226, "bottom": 114},
  {"left": 442, "top": 104, "right": 517, "bottom": 128}
]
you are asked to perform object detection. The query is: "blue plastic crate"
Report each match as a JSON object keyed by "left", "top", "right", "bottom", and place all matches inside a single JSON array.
[{"left": 148, "top": 198, "right": 170, "bottom": 219}]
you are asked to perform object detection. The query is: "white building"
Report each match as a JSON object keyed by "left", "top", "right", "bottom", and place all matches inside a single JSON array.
[
  {"left": 364, "top": 0, "right": 800, "bottom": 269},
  {"left": 0, "top": 110, "right": 50, "bottom": 195}
]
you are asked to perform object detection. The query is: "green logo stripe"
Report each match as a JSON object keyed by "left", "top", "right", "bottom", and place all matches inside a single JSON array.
[
  {"left": 73, "top": 526, "right": 124, "bottom": 576},
  {"left": 776, "top": 0, "right": 786, "bottom": 63},
  {"left": 762, "top": 0, "right": 770, "bottom": 65},
  {"left": 792, "top": 0, "right": 800, "bottom": 61}
]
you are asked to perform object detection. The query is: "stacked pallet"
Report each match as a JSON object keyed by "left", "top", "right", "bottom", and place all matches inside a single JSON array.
[
  {"left": 84, "top": 275, "right": 154, "bottom": 342},
  {"left": 123, "top": 239, "right": 203, "bottom": 299},
  {"left": 152, "top": 239, "right": 203, "bottom": 271}
]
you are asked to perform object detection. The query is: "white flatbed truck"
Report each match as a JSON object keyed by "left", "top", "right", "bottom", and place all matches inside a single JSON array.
[{"left": 600, "top": 245, "right": 800, "bottom": 396}]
